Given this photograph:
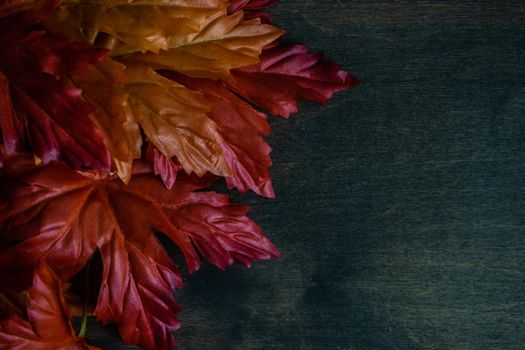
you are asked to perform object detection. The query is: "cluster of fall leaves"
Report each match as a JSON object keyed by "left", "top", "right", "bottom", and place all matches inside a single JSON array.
[{"left": 0, "top": 0, "right": 358, "bottom": 349}]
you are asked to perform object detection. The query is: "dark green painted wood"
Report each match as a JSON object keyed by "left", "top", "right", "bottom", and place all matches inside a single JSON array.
[{"left": 84, "top": 1, "right": 525, "bottom": 349}]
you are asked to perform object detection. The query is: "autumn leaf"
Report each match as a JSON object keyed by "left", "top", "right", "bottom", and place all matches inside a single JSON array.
[
  {"left": 128, "top": 11, "right": 283, "bottom": 80},
  {"left": 165, "top": 71, "right": 274, "bottom": 197},
  {"left": 228, "top": 0, "right": 278, "bottom": 24},
  {"left": 145, "top": 142, "right": 181, "bottom": 190},
  {"left": 46, "top": 1, "right": 282, "bottom": 181},
  {"left": 231, "top": 43, "right": 360, "bottom": 117},
  {"left": 160, "top": 40, "right": 362, "bottom": 194},
  {"left": 0, "top": 263, "right": 97, "bottom": 350},
  {"left": 48, "top": 1, "right": 283, "bottom": 80},
  {"left": 0, "top": 154, "right": 280, "bottom": 349},
  {"left": 0, "top": 0, "right": 358, "bottom": 348},
  {"left": 126, "top": 64, "right": 231, "bottom": 177},
  {"left": 48, "top": 0, "right": 227, "bottom": 54},
  {"left": 71, "top": 58, "right": 141, "bottom": 182},
  {"left": 0, "top": 4, "right": 111, "bottom": 171},
  {"left": 75, "top": 60, "right": 231, "bottom": 182}
]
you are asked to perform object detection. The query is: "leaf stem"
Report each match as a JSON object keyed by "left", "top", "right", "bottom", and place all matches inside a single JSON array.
[
  {"left": 79, "top": 309, "right": 88, "bottom": 338},
  {"left": 78, "top": 256, "right": 93, "bottom": 338}
]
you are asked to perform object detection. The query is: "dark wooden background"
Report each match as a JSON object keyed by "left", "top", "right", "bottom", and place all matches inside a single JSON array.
[{"left": 84, "top": 1, "right": 525, "bottom": 349}]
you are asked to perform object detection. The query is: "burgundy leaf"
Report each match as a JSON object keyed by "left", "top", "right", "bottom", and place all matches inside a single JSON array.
[
  {"left": 145, "top": 142, "right": 181, "bottom": 190},
  {"left": 0, "top": 5, "right": 111, "bottom": 170},
  {"left": 231, "top": 43, "right": 360, "bottom": 118},
  {"left": 0, "top": 154, "right": 280, "bottom": 349}
]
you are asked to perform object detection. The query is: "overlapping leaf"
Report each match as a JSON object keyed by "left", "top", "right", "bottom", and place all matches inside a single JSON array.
[
  {"left": 48, "top": 0, "right": 283, "bottom": 79},
  {"left": 0, "top": 4, "right": 111, "bottom": 170},
  {"left": 46, "top": 0, "right": 282, "bottom": 181},
  {"left": 126, "top": 65, "right": 231, "bottom": 177},
  {"left": 74, "top": 59, "right": 231, "bottom": 182},
  {"left": 129, "top": 11, "right": 283, "bottom": 80},
  {"left": 71, "top": 59, "right": 141, "bottom": 181},
  {"left": 231, "top": 43, "right": 360, "bottom": 118},
  {"left": 0, "top": 263, "right": 97, "bottom": 350},
  {"left": 165, "top": 71, "right": 274, "bottom": 197},
  {"left": 48, "top": 0, "right": 227, "bottom": 54},
  {"left": 0, "top": 0, "right": 358, "bottom": 349},
  {"left": 145, "top": 143, "right": 182, "bottom": 190},
  {"left": 0, "top": 153, "right": 280, "bottom": 349}
]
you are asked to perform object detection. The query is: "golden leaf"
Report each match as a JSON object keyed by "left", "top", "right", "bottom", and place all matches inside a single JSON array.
[
  {"left": 126, "top": 12, "right": 284, "bottom": 80},
  {"left": 48, "top": 0, "right": 228, "bottom": 53},
  {"left": 73, "top": 59, "right": 142, "bottom": 182},
  {"left": 46, "top": 0, "right": 280, "bottom": 178},
  {"left": 125, "top": 64, "right": 230, "bottom": 176},
  {"left": 76, "top": 59, "right": 230, "bottom": 180}
]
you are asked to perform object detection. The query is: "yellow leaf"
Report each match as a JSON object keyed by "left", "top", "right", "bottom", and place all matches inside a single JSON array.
[
  {"left": 48, "top": 0, "right": 228, "bottom": 53},
  {"left": 126, "top": 12, "right": 284, "bottom": 80},
  {"left": 74, "top": 59, "right": 142, "bottom": 183},
  {"left": 125, "top": 64, "right": 230, "bottom": 177},
  {"left": 76, "top": 59, "right": 230, "bottom": 180},
  {"left": 48, "top": 0, "right": 271, "bottom": 178}
]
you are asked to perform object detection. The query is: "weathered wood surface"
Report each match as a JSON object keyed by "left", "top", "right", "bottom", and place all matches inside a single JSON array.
[{"left": 85, "top": 1, "right": 525, "bottom": 349}]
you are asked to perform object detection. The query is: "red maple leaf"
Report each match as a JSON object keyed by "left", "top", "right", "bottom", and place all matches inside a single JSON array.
[
  {"left": 0, "top": 262, "right": 97, "bottom": 350},
  {"left": 231, "top": 43, "right": 360, "bottom": 118},
  {"left": 0, "top": 153, "right": 280, "bottom": 350},
  {"left": 0, "top": 3, "right": 111, "bottom": 170},
  {"left": 163, "top": 71, "right": 274, "bottom": 198},
  {"left": 0, "top": 1, "right": 358, "bottom": 349},
  {"left": 145, "top": 142, "right": 182, "bottom": 190}
]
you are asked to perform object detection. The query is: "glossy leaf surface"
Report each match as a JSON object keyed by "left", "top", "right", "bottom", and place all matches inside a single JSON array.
[{"left": 0, "top": 154, "right": 280, "bottom": 349}]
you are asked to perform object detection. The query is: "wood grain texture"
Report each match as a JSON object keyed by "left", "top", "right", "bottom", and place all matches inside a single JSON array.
[{"left": 83, "top": 1, "right": 525, "bottom": 349}]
